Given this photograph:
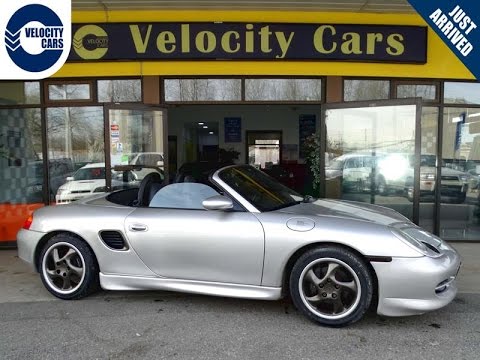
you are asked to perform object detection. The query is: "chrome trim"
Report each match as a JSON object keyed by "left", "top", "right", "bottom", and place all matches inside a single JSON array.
[{"left": 100, "top": 273, "right": 282, "bottom": 300}]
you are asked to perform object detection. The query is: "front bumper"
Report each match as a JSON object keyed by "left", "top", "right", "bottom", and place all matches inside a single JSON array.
[
  {"left": 17, "top": 228, "right": 45, "bottom": 271},
  {"left": 372, "top": 247, "right": 461, "bottom": 317}
]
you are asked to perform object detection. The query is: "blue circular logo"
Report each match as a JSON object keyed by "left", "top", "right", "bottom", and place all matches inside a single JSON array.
[{"left": 5, "top": 4, "right": 64, "bottom": 72}]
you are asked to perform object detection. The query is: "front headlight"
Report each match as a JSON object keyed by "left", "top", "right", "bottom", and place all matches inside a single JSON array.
[
  {"left": 420, "top": 173, "right": 435, "bottom": 180},
  {"left": 460, "top": 175, "right": 469, "bottom": 182},
  {"left": 391, "top": 228, "right": 443, "bottom": 258},
  {"left": 57, "top": 187, "right": 68, "bottom": 195},
  {"left": 391, "top": 228, "right": 429, "bottom": 255}
]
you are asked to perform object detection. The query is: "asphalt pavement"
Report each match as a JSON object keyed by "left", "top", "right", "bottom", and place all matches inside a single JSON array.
[{"left": 0, "top": 245, "right": 479, "bottom": 360}]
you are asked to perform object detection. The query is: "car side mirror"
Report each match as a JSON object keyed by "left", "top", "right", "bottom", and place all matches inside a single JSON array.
[
  {"left": 202, "top": 195, "right": 233, "bottom": 211},
  {"left": 66, "top": 176, "right": 74, "bottom": 181}
]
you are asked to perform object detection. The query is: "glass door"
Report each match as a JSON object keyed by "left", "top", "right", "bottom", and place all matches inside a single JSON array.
[
  {"left": 105, "top": 105, "right": 168, "bottom": 192},
  {"left": 323, "top": 99, "right": 421, "bottom": 223}
]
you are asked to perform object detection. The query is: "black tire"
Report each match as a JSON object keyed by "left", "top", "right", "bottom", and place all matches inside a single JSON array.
[
  {"left": 289, "top": 246, "right": 373, "bottom": 327},
  {"left": 39, "top": 233, "right": 100, "bottom": 300}
]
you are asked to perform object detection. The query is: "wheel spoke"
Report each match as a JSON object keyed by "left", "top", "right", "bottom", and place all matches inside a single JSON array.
[
  {"left": 321, "top": 262, "right": 339, "bottom": 283},
  {"left": 68, "top": 262, "right": 83, "bottom": 276},
  {"left": 52, "top": 248, "right": 61, "bottom": 263},
  {"left": 305, "top": 294, "right": 323, "bottom": 303},
  {"left": 61, "top": 275, "right": 72, "bottom": 290},
  {"left": 46, "top": 268, "right": 61, "bottom": 278},
  {"left": 332, "top": 298, "right": 346, "bottom": 314},
  {"left": 59, "top": 248, "right": 76, "bottom": 262},
  {"left": 332, "top": 278, "right": 357, "bottom": 292},
  {"left": 306, "top": 269, "right": 322, "bottom": 286}
]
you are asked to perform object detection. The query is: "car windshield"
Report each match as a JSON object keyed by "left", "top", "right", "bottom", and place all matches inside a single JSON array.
[
  {"left": 218, "top": 165, "right": 303, "bottom": 212},
  {"left": 73, "top": 167, "right": 105, "bottom": 180}
]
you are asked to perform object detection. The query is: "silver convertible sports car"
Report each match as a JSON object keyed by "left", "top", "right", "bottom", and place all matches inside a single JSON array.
[{"left": 17, "top": 164, "right": 461, "bottom": 327}]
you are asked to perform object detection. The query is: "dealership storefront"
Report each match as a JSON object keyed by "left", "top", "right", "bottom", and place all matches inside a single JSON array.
[{"left": 1, "top": 8, "right": 479, "bottom": 245}]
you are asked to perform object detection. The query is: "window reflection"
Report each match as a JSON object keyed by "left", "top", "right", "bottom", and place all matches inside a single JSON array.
[
  {"left": 440, "top": 107, "right": 480, "bottom": 240},
  {"left": 98, "top": 79, "right": 142, "bottom": 102},
  {"left": 46, "top": 106, "right": 104, "bottom": 204},
  {"left": 0, "top": 108, "right": 44, "bottom": 242},
  {"left": 418, "top": 107, "right": 439, "bottom": 233},
  {"left": 0, "top": 82, "right": 40, "bottom": 105},
  {"left": 324, "top": 104, "right": 416, "bottom": 220},
  {"left": 245, "top": 79, "right": 322, "bottom": 101},
  {"left": 397, "top": 84, "right": 436, "bottom": 101},
  {"left": 344, "top": 80, "right": 389, "bottom": 102},
  {"left": 444, "top": 82, "right": 480, "bottom": 105},
  {"left": 48, "top": 84, "right": 91, "bottom": 101},
  {"left": 164, "top": 79, "right": 241, "bottom": 101}
]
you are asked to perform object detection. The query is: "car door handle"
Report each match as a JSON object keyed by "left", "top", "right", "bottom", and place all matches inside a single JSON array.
[{"left": 129, "top": 224, "right": 148, "bottom": 232}]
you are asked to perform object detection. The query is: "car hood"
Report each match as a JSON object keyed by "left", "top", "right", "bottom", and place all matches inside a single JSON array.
[
  {"left": 277, "top": 199, "right": 409, "bottom": 226},
  {"left": 325, "top": 169, "right": 342, "bottom": 179}
]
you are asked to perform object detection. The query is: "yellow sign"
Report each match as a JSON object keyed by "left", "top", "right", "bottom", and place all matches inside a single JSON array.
[
  {"left": 68, "top": 23, "right": 426, "bottom": 63},
  {"left": 73, "top": 25, "right": 109, "bottom": 60}
]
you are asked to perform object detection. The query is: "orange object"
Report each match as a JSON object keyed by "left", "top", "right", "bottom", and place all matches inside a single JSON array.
[{"left": 0, "top": 203, "right": 44, "bottom": 242}]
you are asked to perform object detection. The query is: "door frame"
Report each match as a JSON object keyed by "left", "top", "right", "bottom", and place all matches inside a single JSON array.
[
  {"left": 245, "top": 130, "right": 283, "bottom": 167},
  {"left": 103, "top": 104, "right": 169, "bottom": 191},
  {"left": 322, "top": 98, "right": 423, "bottom": 225}
]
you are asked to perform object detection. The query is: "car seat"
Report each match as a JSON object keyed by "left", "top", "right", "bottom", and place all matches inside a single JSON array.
[
  {"left": 135, "top": 172, "right": 163, "bottom": 207},
  {"left": 183, "top": 175, "right": 197, "bottom": 183}
]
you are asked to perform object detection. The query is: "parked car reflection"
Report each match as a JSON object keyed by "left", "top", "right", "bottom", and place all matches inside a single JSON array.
[
  {"left": 26, "top": 158, "right": 75, "bottom": 203},
  {"left": 326, "top": 152, "right": 470, "bottom": 203},
  {"left": 56, "top": 163, "right": 164, "bottom": 204}
]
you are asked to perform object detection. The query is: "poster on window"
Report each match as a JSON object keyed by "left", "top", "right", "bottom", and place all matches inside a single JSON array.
[
  {"left": 299, "top": 114, "right": 316, "bottom": 159},
  {"left": 224, "top": 117, "right": 242, "bottom": 143}
]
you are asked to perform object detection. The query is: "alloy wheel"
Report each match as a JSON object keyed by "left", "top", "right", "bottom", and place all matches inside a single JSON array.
[
  {"left": 42, "top": 242, "right": 86, "bottom": 295},
  {"left": 298, "top": 258, "right": 361, "bottom": 320}
]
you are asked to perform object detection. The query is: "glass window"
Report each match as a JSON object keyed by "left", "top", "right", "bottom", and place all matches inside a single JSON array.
[
  {"left": 98, "top": 79, "right": 142, "bottom": 103},
  {"left": 440, "top": 107, "right": 480, "bottom": 240},
  {"left": 325, "top": 104, "right": 417, "bottom": 220},
  {"left": 245, "top": 79, "right": 322, "bottom": 101},
  {"left": 164, "top": 79, "right": 241, "bottom": 102},
  {"left": 0, "top": 108, "right": 44, "bottom": 242},
  {"left": 0, "top": 82, "right": 40, "bottom": 105},
  {"left": 149, "top": 183, "right": 219, "bottom": 209},
  {"left": 46, "top": 106, "right": 104, "bottom": 204},
  {"left": 396, "top": 84, "right": 437, "bottom": 101},
  {"left": 108, "top": 108, "right": 166, "bottom": 191},
  {"left": 48, "top": 83, "right": 91, "bottom": 101},
  {"left": 219, "top": 165, "right": 302, "bottom": 212},
  {"left": 344, "top": 80, "right": 390, "bottom": 102},
  {"left": 444, "top": 82, "right": 480, "bottom": 105},
  {"left": 418, "top": 107, "right": 439, "bottom": 233}
]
